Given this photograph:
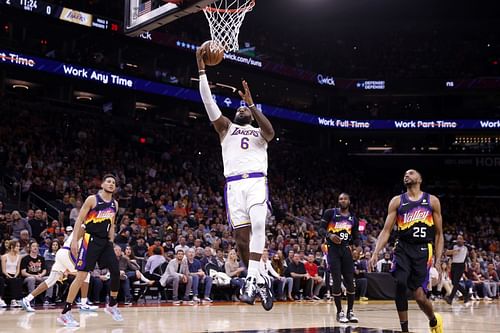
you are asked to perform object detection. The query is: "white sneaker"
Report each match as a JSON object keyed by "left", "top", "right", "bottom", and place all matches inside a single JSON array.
[
  {"left": 57, "top": 312, "right": 79, "bottom": 327},
  {"left": 192, "top": 296, "right": 200, "bottom": 303},
  {"left": 10, "top": 300, "right": 21, "bottom": 308},
  {"left": 80, "top": 303, "right": 99, "bottom": 311},
  {"left": 21, "top": 298, "right": 35, "bottom": 312},
  {"left": 104, "top": 304, "right": 123, "bottom": 321},
  {"left": 336, "top": 311, "right": 349, "bottom": 323},
  {"left": 0, "top": 298, "right": 6, "bottom": 308},
  {"left": 484, "top": 296, "right": 492, "bottom": 301}
]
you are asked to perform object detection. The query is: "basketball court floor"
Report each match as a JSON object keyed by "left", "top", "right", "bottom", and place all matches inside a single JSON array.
[{"left": 0, "top": 300, "right": 498, "bottom": 333}]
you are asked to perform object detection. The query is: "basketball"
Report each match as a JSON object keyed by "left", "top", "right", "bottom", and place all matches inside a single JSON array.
[{"left": 201, "top": 40, "right": 224, "bottom": 66}]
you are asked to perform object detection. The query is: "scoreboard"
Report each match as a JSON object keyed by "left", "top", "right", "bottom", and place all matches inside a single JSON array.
[{"left": 0, "top": 0, "right": 120, "bottom": 31}]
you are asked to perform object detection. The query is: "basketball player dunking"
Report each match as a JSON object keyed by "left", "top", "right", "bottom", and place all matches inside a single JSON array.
[
  {"left": 197, "top": 47, "right": 275, "bottom": 310},
  {"left": 370, "top": 169, "right": 444, "bottom": 333},
  {"left": 57, "top": 174, "right": 122, "bottom": 326}
]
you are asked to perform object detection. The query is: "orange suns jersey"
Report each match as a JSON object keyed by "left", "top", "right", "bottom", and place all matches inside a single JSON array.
[
  {"left": 83, "top": 194, "right": 117, "bottom": 239},
  {"left": 396, "top": 192, "right": 435, "bottom": 244}
]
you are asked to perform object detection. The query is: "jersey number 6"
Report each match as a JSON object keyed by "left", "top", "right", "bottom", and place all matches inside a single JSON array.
[{"left": 240, "top": 137, "right": 249, "bottom": 149}]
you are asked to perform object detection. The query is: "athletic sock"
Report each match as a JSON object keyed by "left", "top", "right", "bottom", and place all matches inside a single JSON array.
[
  {"left": 81, "top": 297, "right": 87, "bottom": 305},
  {"left": 62, "top": 302, "right": 72, "bottom": 314},
  {"left": 400, "top": 321, "right": 409, "bottom": 332},
  {"left": 109, "top": 296, "right": 117, "bottom": 307},
  {"left": 429, "top": 316, "right": 437, "bottom": 327},
  {"left": 26, "top": 294, "right": 34, "bottom": 302}
]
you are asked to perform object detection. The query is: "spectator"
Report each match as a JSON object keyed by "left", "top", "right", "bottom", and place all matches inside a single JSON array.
[
  {"left": 303, "top": 253, "right": 325, "bottom": 300},
  {"left": 147, "top": 238, "right": 164, "bottom": 257},
  {"left": 159, "top": 249, "right": 193, "bottom": 305},
  {"left": 225, "top": 249, "right": 245, "bottom": 302},
  {"left": 270, "top": 251, "right": 293, "bottom": 301},
  {"left": 90, "top": 264, "right": 111, "bottom": 304},
  {"left": 12, "top": 210, "right": 31, "bottom": 240},
  {"left": 174, "top": 236, "right": 189, "bottom": 254},
  {"left": 143, "top": 246, "right": 167, "bottom": 281},
  {"left": 375, "top": 252, "right": 392, "bottom": 273},
  {"left": 285, "top": 253, "right": 312, "bottom": 300},
  {"left": 352, "top": 249, "right": 368, "bottom": 301},
  {"left": 483, "top": 263, "right": 498, "bottom": 300},
  {"left": 1, "top": 240, "right": 23, "bottom": 307},
  {"left": 69, "top": 200, "right": 82, "bottom": 226},
  {"left": 133, "top": 237, "right": 148, "bottom": 258},
  {"left": 43, "top": 239, "right": 60, "bottom": 273},
  {"left": 186, "top": 248, "right": 213, "bottom": 303},
  {"left": 28, "top": 209, "right": 47, "bottom": 243},
  {"left": 261, "top": 248, "right": 290, "bottom": 301},
  {"left": 21, "top": 241, "right": 53, "bottom": 304}
]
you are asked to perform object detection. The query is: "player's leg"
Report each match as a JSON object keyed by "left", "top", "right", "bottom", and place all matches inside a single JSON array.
[
  {"left": 100, "top": 242, "right": 123, "bottom": 321},
  {"left": 341, "top": 248, "right": 357, "bottom": 323},
  {"left": 393, "top": 244, "right": 411, "bottom": 333},
  {"left": 246, "top": 178, "right": 273, "bottom": 310},
  {"left": 330, "top": 251, "right": 347, "bottom": 323},
  {"left": 226, "top": 180, "right": 256, "bottom": 304},
  {"left": 410, "top": 244, "right": 442, "bottom": 333},
  {"left": 21, "top": 270, "right": 63, "bottom": 312},
  {"left": 79, "top": 273, "right": 98, "bottom": 311},
  {"left": 58, "top": 234, "right": 98, "bottom": 327},
  {"left": 234, "top": 227, "right": 250, "bottom": 268}
]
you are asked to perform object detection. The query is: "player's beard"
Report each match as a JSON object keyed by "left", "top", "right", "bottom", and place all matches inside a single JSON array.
[{"left": 233, "top": 114, "right": 252, "bottom": 126}]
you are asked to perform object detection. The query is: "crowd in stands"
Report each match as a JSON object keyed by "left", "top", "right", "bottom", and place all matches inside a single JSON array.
[{"left": 0, "top": 97, "right": 499, "bottom": 307}]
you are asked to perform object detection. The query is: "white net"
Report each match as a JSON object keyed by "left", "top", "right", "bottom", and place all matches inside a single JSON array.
[{"left": 203, "top": 0, "right": 255, "bottom": 52}]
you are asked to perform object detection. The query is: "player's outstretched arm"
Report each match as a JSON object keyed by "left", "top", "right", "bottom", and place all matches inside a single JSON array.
[
  {"left": 196, "top": 47, "right": 231, "bottom": 140},
  {"left": 369, "top": 195, "right": 399, "bottom": 271},
  {"left": 239, "top": 80, "right": 274, "bottom": 142}
]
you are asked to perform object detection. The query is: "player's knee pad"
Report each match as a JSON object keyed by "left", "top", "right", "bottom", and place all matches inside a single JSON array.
[
  {"left": 248, "top": 204, "right": 267, "bottom": 253},
  {"left": 44, "top": 271, "right": 63, "bottom": 288}
]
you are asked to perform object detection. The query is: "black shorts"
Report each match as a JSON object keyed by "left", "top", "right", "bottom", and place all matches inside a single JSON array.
[
  {"left": 327, "top": 245, "right": 354, "bottom": 276},
  {"left": 392, "top": 241, "right": 433, "bottom": 292},
  {"left": 76, "top": 232, "right": 116, "bottom": 272}
]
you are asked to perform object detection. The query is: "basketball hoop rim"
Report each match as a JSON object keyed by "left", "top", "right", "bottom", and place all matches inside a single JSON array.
[{"left": 204, "top": 0, "right": 255, "bottom": 14}]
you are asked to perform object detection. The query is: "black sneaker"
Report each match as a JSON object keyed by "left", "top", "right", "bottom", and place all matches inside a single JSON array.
[
  {"left": 444, "top": 295, "right": 453, "bottom": 305},
  {"left": 336, "top": 311, "right": 349, "bottom": 323},
  {"left": 240, "top": 277, "right": 257, "bottom": 305},
  {"left": 347, "top": 310, "right": 359, "bottom": 323},
  {"left": 257, "top": 275, "right": 273, "bottom": 311}
]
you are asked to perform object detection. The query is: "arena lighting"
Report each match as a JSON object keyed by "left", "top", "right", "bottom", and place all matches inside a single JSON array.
[
  {"left": 125, "top": 63, "right": 139, "bottom": 68},
  {"left": 139, "top": 137, "right": 147, "bottom": 144},
  {"left": 366, "top": 146, "right": 393, "bottom": 151},
  {"left": 428, "top": 147, "right": 439, "bottom": 151},
  {"left": 12, "top": 84, "right": 29, "bottom": 90},
  {"left": 76, "top": 96, "right": 92, "bottom": 101}
]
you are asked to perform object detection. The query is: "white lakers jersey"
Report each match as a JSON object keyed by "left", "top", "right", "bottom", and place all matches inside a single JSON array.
[
  {"left": 63, "top": 231, "right": 82, "bottom": 248},
  {"left": 221, "top": 123, "right": 268, "bottom": 177}
]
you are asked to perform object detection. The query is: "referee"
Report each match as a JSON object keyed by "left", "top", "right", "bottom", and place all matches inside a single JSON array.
[{"left": 445, "top": 235, "right": 470, "bottom": 304}]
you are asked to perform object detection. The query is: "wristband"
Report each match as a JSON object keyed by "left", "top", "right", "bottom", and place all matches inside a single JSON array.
[
  {"left": 248, "top": 104, "right": 255, "bottom": 108},
  {"left": 199, "top": 70, "right": 206, "bottom": 75}
]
